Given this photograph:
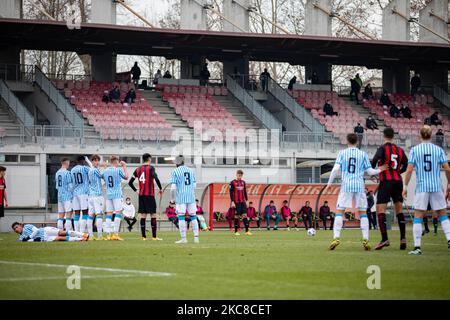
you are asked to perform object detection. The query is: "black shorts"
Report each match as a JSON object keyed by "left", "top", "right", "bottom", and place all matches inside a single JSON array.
[
  {"left": 376, "top": 180, "right": 403, "bottom": 204},
  {"left": 235, "top": 202, "right": 247, "bottom": 215},
  {"left": 0, "top": 205, "right": 3, "bottom": 218},
  {"left": 138, "top": 196, "right": 156, "bottom": 214}
]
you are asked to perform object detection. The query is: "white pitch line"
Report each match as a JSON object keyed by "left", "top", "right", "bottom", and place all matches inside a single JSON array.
[
  {"left": 0, "top": 274, "right": 141, "bottom": 282},
  {"left": 0, "top": 260, "right": 174, "bottom": 277}
]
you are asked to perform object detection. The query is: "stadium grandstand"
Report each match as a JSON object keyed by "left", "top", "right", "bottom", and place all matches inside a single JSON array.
[{"left": 0, "top": 0, "right": 449, "bottom": 233}]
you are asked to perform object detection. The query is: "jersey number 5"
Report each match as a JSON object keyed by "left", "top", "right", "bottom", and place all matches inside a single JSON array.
[{"left": 390, "top": 154, "right": 398, "bottom": 170}]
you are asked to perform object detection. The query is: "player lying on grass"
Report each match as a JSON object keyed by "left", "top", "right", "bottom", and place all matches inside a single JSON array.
[
  {"left": 324, "top": 133, "right": 388, "bottom": 251},
  {"left": 12, "top": 222, "right": 88, "bottom": 242},
  {"left": 402, "top": 125, "right": 450, "bottom": 255}
]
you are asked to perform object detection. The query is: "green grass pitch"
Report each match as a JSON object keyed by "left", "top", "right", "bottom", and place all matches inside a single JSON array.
[{"left": 0, "top": 228, "right": 449, "bottom": 300}]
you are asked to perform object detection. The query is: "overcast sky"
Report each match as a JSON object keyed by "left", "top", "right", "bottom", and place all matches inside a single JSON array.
[{"left": 116, "top": 0, "right": 172, "bottom": 26}]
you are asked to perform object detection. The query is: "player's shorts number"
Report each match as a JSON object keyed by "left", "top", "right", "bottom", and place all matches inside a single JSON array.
[
  {"left": 390, "top": 154, "right": 398, "bottom": 169},
  {"left": 424, "top": 154, "right": 432, "bottom": 172},
  {"left": 184, "top": 172, "right": 191, "bottom": 185},
  {"left": 108, "top": 176, "right": 114, "bottom": 187},
  {"left": 348, "top": 157, "right": 356, "bottom": 174}
]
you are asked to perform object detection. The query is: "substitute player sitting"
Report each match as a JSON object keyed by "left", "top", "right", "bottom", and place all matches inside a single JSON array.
[
  {"left": 195, "top": 199, "right": 208, "bottom": 231},
  {"left": 247, "top": 202, "right": 260, "bottom": 229},
  {"left": 281, "top": 200, "right": 296, "bottom": 230},
  {"left": 165, "top": 201, "right": 179, "bottom": 229},
  {"left": 403, "top": 125, "right": 450, "bottom": 255},
  {"left": 230, "top": 169, "right": 251, "bottom": 236},
  {"left": 324, "top": 133, "right": 387, "bottom": 251},
  {"left": 12, "top": 222, "right": 88, "bottom": 242}
]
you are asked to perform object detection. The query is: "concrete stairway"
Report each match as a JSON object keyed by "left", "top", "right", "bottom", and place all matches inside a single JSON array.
[
  {"left": 213, "top": 95, "right": 262, "bottom": 130},
  {"left": 340, "top": 96, "right": 387, "bottom": 131},
  {"left": 0, "top": 101, "right": 23, "bottom": 138}
]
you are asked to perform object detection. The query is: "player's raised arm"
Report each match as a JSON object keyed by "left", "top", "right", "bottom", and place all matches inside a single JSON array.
[
  {"left": 85, "top": 156, "right": 93, "bottom": 168},
  {"left": 120, "top": 160, "right": 129, "bottom": 180}
]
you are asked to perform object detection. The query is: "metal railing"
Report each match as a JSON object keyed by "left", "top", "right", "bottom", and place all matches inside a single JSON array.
[
  {"left": 434, "top": 85, "right": 450, "bottom": 110},
  {"left": 226, "top": 75, "right": 282, "bottom": 131},
  {"left": 34, "top": 67, "right": 85, "bottom": 132},
  {"left": 267, "top": 78, "right": 324, "bottom": 133},
  {"left": 0, "top": 63, "right": 35, "bottom": 82},
  {"left": 46, "top": 73, "right": 91, "bottom": 82},
  {"left": 0, "top": 80, "right": 34, "bottom": 127}
]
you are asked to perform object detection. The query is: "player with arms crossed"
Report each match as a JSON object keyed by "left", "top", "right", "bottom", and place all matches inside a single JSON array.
[
  {"left": 403, "top": 125, "right": 450, "bottom": 255},
  {"left": 230, "top": 170, "right": 251, "bottom": 236},
  {"left": 71, "top": 156, "right": 90, "bottom": 232},
  {"left": 86, "top": 154, "right": 105, "bottom": 240},
  {"left": 128, "top": 153, "right": 163, "bottom": 241},
  {"left": 171, "top": 155, "right": 199, "bottom": 244},
  {"left": 55, "top": 157, "right": 73, "bottom": 231},
  {"left": 324, "top": 133, "right": 387, "bottom": 250},
  {"left": 371, "top": 127, "right": 409, "bottom": 250},
  {"left": 103, "top": 156, "right": 129, "bottom": 241}
]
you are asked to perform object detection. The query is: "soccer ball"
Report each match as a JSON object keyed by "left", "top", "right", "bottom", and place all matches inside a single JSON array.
[{"left": 307, "top": 228, "right": 316, "bottom": 236}]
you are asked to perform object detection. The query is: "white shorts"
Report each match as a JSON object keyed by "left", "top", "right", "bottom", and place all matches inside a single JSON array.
[
  {"left": 58, "top": 200, "right": 72, "bottom": 213},
  {"left": 176, "top": 203, "right": 197, "bottom": 216},
  {"left": 336, "top": 192, "right": 367, "bottom": 211},
  {"left": 43, "top": 227, "right": 60, "bottom": 242},
  {"left": 413, "top": 192, "right": 447, "bottom": 211},
  {"left": 88, "top": 196, "right": 104, "bottom": 215},
  {"left": 72, "top": 194, "right": 89, "bottom": 211},
  {"left": 106, "top": 198, "right": 123, "bottom": 213}
]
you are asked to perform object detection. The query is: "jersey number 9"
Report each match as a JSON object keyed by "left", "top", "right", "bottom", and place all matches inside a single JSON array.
[{"left": 108, "top": 176, "right": 114, "bottom": 188}]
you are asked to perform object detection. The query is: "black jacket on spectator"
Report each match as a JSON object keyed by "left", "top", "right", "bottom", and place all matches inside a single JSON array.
[
  {"left": 354, "top": 124, "right": 364, "bottom": 134},
  {"left": 363, "top": 85, "right": 373, "bottom": 99},
  {"left": 401, "top": 106, "right": 412, "bottom": 119},
  {"left": 131, "top": 64, "right": 141, "bottom": 80},
  {"left": 366, "top": 118, "right": 378, "bottom": 130},
  {"left": 411, "top": 75, "right": 421, "bottom": 89},
  {"left": 430, "top": 113, "right": 442, "bottom": 126},
  {"left": 323, "top": 102, "right": 336, "bottom": 116},
  {"left": 124, "top": 90, "right": 136, "bottom": 103},
  {"left": 109, "top": 88, "right": 120, "bottom": 101},
  {"left": 390, "top": 105, "right": 401, "bottom": 118},
  {"left": 380, "top": 94, "right": 392, "bottom": 107}
]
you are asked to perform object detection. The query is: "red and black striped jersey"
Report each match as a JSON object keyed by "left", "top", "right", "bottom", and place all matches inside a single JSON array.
[
  {"left": 0, "top": 178, "right": 5, "bottom": 205},
  {"left": 371, "top": 143, "right": 408, "bottom": 182},
  {"left": 229, "top": 179, "right": 248, "bottom": 203},
  {"left": 132, "top": 165, "right": 162, "bottom": 196}
]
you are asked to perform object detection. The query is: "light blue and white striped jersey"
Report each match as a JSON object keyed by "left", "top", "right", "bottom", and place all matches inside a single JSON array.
[
  {"left": 71, "top": 165, "right": 90, "bottom": 196},
  {"left": 170, "top": 165, "right": 196, "bottom": 204},
  {"left": 102, "top": 167, "right": 126, "bottom": 200},
  {"left": 55, "top": 168, "right": 73, "bottom": 202},
  {"left": 335, "top": 147, "right": 372, "bottom": 193},
  {"left": 408, "top": 142, "right": 447, "bottom": 193},
  {"left": 19, "top": 224, "right": 44, "bottom": 241},
  {"left": 88, "top": 167, "right": 103, "bottom": 197}
]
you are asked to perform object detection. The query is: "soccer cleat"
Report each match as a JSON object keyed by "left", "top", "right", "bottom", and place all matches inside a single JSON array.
[
  {"left": 111, "top": 234, "right": 123, "bottom": 241},
  {"left": 329, "top": 239, "right": 340, "bottom": 250},
  {"left": 295, "top": 228, "right": 299, "bottom": 231},
  {"left": 194, "top": 237, "right": 199, "bottom": 244},
  {"left": 82, "top": 233, "right": 89, "bottom": 241},
  {"left": 374, "top": 240, "right": 390, "bottom": 250},
  {"left": 142, "top": 237, "right": 147, "bottom": 241},
  {"left": 234, "top": 232, "right": 241, "bottom": 236},
  {"left": 408, "top": 248, "right": 422, "bottom": 255},
  {"left": 400, "top": 239, "right": 407, "bottom": 250},
  {"left": 94, "top": 237, "right": 104, "bottom": 241},
  {"left": 287, "top": 227, "right": 290, "bottom": 231},
  {"left": 273, "top": 227, "right": 278, "bottom": 230},
  {"left": 448, "top": 241, "right": 450, "bottom": 250},
  {"left": 175, "top": 239, "right": 188, "bottom": 244},
  {"left": 266, "top": 227, "right": 270, "bottom": 231},
  {"left": 152, "top": 237, "right": 163, "bottom": 241},
  {"left": 362, "top": 239, "right": 371, "bottom": 251},
  {"left": 245, "top": 231, "right": 252, "bottom": 236}
]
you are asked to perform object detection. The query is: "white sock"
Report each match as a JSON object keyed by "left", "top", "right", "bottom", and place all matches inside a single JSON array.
[
  {"left": 74, "top": 215, "right": 80, "bottom": 232},
  {"left": 178, "top": 217, "right": 187, "bottom": 240},
  {"left": 333, "top": 214, "right": 343, "bottom": 239},
  {"left": 68, "top": 230, "right": 83, "bottom": 237},
  {"left": 190, "top": 216, "right": 199, "bottom": 237},
  {"left": 64, "top": 217, "right": 72, "bottom": 231},
  {"left": 105, "top": 216, "right": 112, "bottom": 235},
  {"left": 57, "top": 218, "right": 64, "bottom": 230},
  {"left": 360, "top": 214, "right": 369, "bottom": 240},
  {"left": 67, "top": 236, "right": 82, "bottom": 242},
  {"left": 440, "top": 216, "right": 450, "bottom": 241},
  {"left": 79, "top": 216, "right": 87, "bottom": 233},
  {"left": 96, "top": 216, "right": 103, "bottom": 238},
  {"left": 87, "top": 216, "right": 94, "bottom": 237},
  {"left": 413, "top": 218, "right": 423, "bottom": 248},
  {"left": 113, "top": 214, "right": 122, "bottom": 234}
]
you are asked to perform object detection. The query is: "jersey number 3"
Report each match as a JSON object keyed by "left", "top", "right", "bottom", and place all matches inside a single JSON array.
[{"left": 184, "top": 172, "right": 191, "bottom": 185}]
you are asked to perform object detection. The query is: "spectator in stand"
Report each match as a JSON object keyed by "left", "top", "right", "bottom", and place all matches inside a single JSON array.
[
  {"left": 0, "top": 166, "right": 7, "bottom": 223},
  {"left": 123, "top": 197, "right": 137, "bottom": 232},
  {"left": 226, "top": 205, "right": 237, "bottom": 232},
  {"left": 436, "top": 128, "right": 444, "bottom": 148},
  {"left": 380, "top": 90, "right": 392, "bottom": 107},
  {"left": 102, "top": 90, "right": 110, "bottom": 103},
  {"left": 130, "top": 61, "right": 141, "bottom": 87},
  {"left": 319, "top": 201, "right": 331, "bottom": 230},
  {"left": 163, "top": 70, "right": 172, "bottom": 79},
  {"left": 108, "top": 85, "right": 120, "bottom": 103},
  {"left": 264, "top": 200, "right": 280, "bottom": 230},
  {"left": 311, "top": 71, "right": 319, "bottom": 84},
  {"left": 350, "top": 78, "right": 361, "bottom": 105},
  {"left": 430, "top": 111, "right": 443, "bottom": 126},
  {"left": 366, "top": 190, "right": 377, "bottom": 230},
  {"left": 362, "top": 83, "right": 374, "bottom": 100},
  {"left": 389, "top": 104, "right": 401, "bottom": 118},
  {"left": 299, "top": 201, "right": 313, "bottom": 230},
  {"left": 366, "top": 115, "right": 378, "bottom": 130},
  {"left": 124, "top": 88, "right": 136, "bottom": 104},
  {"left": 323, "top": 99, "right": 338, "bottom": 116},
  {"left": 400, "top": 104, "right": 412, "bottom": 119},
  {"left": 354, "top": 123, "right": 365, "bottom": 148},
  {"left": 259, "top": 68, "right": 271, "bottom": 92},
  {"left": 153, "top": 69, "right": 162, "bottom": 85},
  {"left": 410, "top": 73, "right": 421, "bottom": 96},
  {"left": 247, "top": 201, "right": 260, "bottom": 229},
  {"left": 200, "top": 63, "right": 211, "bottom": 86},
  {"left": 288, "top": 76, "right": 297, "bottom": 90},
  {"left": 165, "top": 200, "right": 179, "bottom": 229}
]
